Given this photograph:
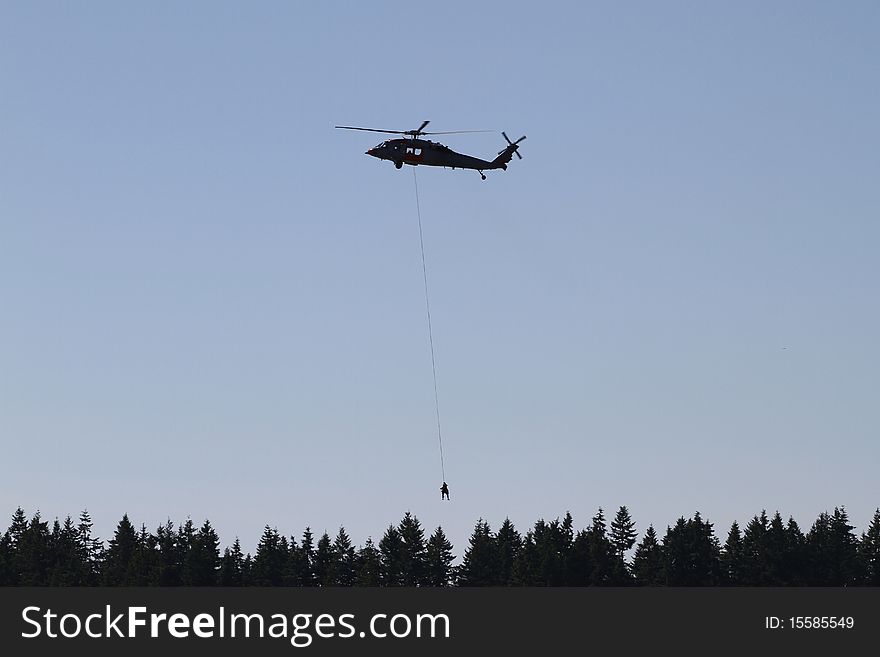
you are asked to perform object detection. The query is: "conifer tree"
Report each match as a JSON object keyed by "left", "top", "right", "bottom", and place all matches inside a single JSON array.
[
  {"left": 252, "top": 526, "right": 285, "bottom": 586},
  {"left": 458, "top": 519, "right": 497, "bottom": 585},
  {"left": 495, "top": 518, "right": 521, "bottom": 586},
  {"left": 49, "top": 517, "right": 81, "bottom": 586},
  {"left": 220, "top": 538, "right": 245, "bottom": 586},
  {"left": 567, "top": 529, "right": 594, "bottom": 585},
  {"left": 17, "top": 512, "right": 51, "bottom": 585},
  {"left": 379, "top": 525, "right": 404, "bottom": 586},
  {"left": 330, "top": 527, "right": 357, "bottom": 586},
  {"left": 859, "top": 508, "right": 880, "bottom": 585},
  {"left": 784, "top": 517, "right": 807, "bottom": 586},
  {"left": 155, "top": 519, "right": 181, "bottom": 585},
  {"left": 425, "top": 526, "right": 455, "bottom": 586},
  {"left": 661, "top": 513, "right": 721, "bottom": 585},
  {"left": 741, "top": 511, "right": 770, "bottom": 585},
  {"left": 355, "top": 537, "right": 381, "bottom": 586},
  {"left": 9, "top": 508, "right": 28, "bottom": 547},
  {"left": 721, "top": 521, "right": 745, "bottom": 585},
  {"left": 805, "top": 508, "right": 862, "bottom": 585},
  {"left": 76, "top": 510, "right": 102, "bottom": 585},
  {"left": 585, "top": 509, "right": 613, "bottom": 585},
  {"left": 610, "top": 506, "right": 637, "bottom": 584},
  {"left": 632, "top": 525, "right": 663, "bottom": 586},
  {"left": 103, "top": 514, "right": 138, "bottom": 585},
  {"left": 298, "top": 527, "right": 316, "bottom": 586},
  {"left": 177, "top": 519, "right": 197, "bottom": 584},
  {"left": 313, "top": 532, "right": 334, "bottom": 586},
  {"left": 130, "top": 524, "right": 160, "bottom": 585},
  {"left": 0, "top": 532, "right": 12, "bottom": 585},
  {"left": 187, "top": 520, "right": 220, "bottom": 585},
  {"left": 398, "top": 512, "right": 427, "bottom": 586}
]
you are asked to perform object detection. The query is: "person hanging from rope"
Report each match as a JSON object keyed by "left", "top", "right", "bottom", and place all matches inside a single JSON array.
[{"left": 440, "top": 481, "right": 450, "bottom": 501}]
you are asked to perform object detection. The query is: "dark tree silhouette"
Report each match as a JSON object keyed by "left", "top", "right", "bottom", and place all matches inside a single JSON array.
[
  {"left": 355, "top": 537, "right": 381, "bottom": 586},
  {"left": 398, "top": 512, "right": 427, "bottom": 586},
  {"left": 458, "top": 519, "right": 497, "bottom": 585},
  {"left": 494, "top": 518, "right": 521, "bottom": 586},
  {"left": 313, "top": 532, "right": 334, "bottom": 586},
  {"left": 661, "top": 513, "right": 722, "bottom": 586},
  {"left": 425, "top": 526, "right": 455, "bottom": 586},
  {"left": 859, "top": 508, "right": 880, "bottom": 585},
  {"left": 632, "top": 525, "right": 663, "bottom": 586},
  {"left": 103, "top": 514, "right": 138, "bottom": 586},
  {"left": 721, "top": 521, "right": 745, "bottom": 585},
  {"left": 3, "top": 505, "right": 877, "bottom": 587},
  {"left": 251, "top": 526, "right": 286, "bottom": 586},
  {"left": 330, "top": 527, "right": 357, "bottom": 586},
  {"left": 220, "top": 538, "right": 245, "bottom": 586},
  {"left": 610, "top": 506, "right": 637, "bottom": 584},
  {"left": 378, "top": 525, "right": 404, "bottom": 586}
]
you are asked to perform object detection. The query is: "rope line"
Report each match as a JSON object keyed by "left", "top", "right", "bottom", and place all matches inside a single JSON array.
[{"left": 413, "top": 167, "right": 446, "bottom": 483}]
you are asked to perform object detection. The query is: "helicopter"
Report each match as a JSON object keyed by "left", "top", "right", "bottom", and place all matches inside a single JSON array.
[{"left": 335, "top": 120, "right": 526, "bottom": 180}]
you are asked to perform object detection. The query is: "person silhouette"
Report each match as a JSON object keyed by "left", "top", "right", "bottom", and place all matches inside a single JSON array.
[{"left": 440, "top": 482, "right": 450, "bottom": 501}]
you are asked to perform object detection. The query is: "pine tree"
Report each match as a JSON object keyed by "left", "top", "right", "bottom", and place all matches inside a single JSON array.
[
  {"left": 330, "top": 527, "right": 356, "bottom": 586},
  {"left": 252, "top": 526, "right": 285, "bottom": 586},
  {"left": 661, "top": 513, "right": 721, "bottom": 586},
  {"left": 313, "top": 532, "right": 334, "bottom": 586},
  {"left": 220, "top": 538, "right": 245, "bottom": 586},
  {"left": 398, "top": 512, "right": 427, "bottom": 586},
  {"left": 764, "top": 511, "right": 794, "bottom": 585},
  {"left": 355, "top": 537, "right": 381, "bottom": 586},
  {"left": 103, "top": 514, "right": 138, "bottom": 585},
  {"left": 6, "top": 508, "right": 29, "bottom": 585},
  {"left": 741, "top": 511, "right": 770, "bottom": 585},
  {"left": 0, "top": 532, "right": 12, "bottom": 585},
  {"left": 379, "top": 525, "right": 404, "bottom": 586},
  {"left": 76, "top": 510, "right": 102, "bottom": 585},
  {"left": 495, "top": 518, "right": 521, "bottom": 586},
  {"left": 49, "top": 517, "right": 81, "bottom": 586},
  {"left": 632, "top": 525, "right": 662, "bottom": 586},
  {"left": 784, "top": 517, "right": 807, "bottom": 586},
  {"left": 859, "top": 508, "right": 880, "bottom": 585},
  {"left": 177, "top": 519, "right": 197, "bottom": 585},
  {"left": 298, "top": 527, "right": 316, "bottom": 586},
  {"left": 585, "top": 509, "right": 613, "bottom": 586},
  {"left": 610, "top": 506, "right": 637, "bottom": 585},
  {"left": 722, "top": 521, "right": 745, "bottom": 585},
  {"left": 155, "top": 519, "right": 181, "bottom": 585},
  {"left": 568, "top": 529, "right": 593, "bottom": 585},
  {"left": 186, "top": 520, "right": 220, "bottom": 585},
  {"left": 16, "top": 512, "right": 51, "bottom": 585},
  {"left": 458, "top": 519, "right": 497, "bottom": 585},
  {"left": 129, "top": 524, "right": 160, "bottom": 585},
  {"left": 806, "top": 508, "right": 861, "bottom": 586},
  {"left": 425, "top": 527, "right": 455, "bottom": 586}
]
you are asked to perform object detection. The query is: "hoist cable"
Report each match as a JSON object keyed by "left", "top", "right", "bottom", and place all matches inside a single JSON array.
[{"left": 413, "top": 167, "right": 446, "bottom": 483}]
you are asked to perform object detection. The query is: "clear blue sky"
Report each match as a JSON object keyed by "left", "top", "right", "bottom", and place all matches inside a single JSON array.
[{"left": 2, "top": 1, "right": 878, "bottom": 554}]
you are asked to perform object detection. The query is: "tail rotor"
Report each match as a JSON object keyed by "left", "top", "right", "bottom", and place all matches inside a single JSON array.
[{"left": 500, "top": 131, "right": 526, "bottom": 159}]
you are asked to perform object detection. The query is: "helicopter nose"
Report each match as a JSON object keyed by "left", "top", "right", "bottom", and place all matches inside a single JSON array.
[{"left": 366, "top": 148, "right": 379, "bottom": 158}]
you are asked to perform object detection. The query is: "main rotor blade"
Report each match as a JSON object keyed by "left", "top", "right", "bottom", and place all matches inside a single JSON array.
[
  {"left": 335, "top": 126, "right": 408, "bottom": 134},
  {"left": 416, "top": 120, "right": 430, "bottom": 133},
  {"left": 422, "top": 130, "right": 493, "bottom": 135}
]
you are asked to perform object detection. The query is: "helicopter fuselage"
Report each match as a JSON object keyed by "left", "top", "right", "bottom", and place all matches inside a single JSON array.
[{"left": 367, "top": 138, "right": 508, "bottom": 173}]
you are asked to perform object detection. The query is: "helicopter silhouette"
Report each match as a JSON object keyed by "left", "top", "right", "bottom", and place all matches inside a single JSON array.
[{"left": 336, "top": 120, "right": 526, "bottom": 180}]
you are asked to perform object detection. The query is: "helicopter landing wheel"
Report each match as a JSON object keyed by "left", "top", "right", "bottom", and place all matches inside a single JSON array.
[
  {"left": 395, "top": 160, "right": 403, "bottom": 169},
  {"left": 479, "top": 171, "right": 486, "bottom": 180}
]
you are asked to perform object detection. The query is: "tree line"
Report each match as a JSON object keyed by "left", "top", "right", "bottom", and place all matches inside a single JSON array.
[{"left": 1, "top": 506, "right": 878, "bottom": 586}]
